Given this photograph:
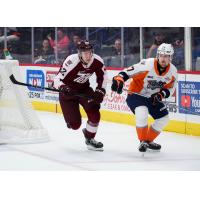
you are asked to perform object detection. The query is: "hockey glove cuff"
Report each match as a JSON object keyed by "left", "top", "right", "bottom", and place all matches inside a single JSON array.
[
  {"left": 111, "top": 75, "right": 124, "bottom": 94},
  {"left": 92, "top": 88, "right": 106, "bottom": 104}
]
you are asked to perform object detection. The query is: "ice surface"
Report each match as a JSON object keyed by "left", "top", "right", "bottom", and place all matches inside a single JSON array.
[{"left": 1, "top": 111, "right": 200, "bottom": 170}]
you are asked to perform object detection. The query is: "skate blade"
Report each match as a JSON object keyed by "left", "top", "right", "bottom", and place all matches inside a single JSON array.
[
  {"left": 140, "top": 152, "right": 145, "bottom": 157},
  {"left": 147, "top": 148, "right": 160, "bottom": 153},
  {"left": 87, "top": 146, "right": 104, "bottom": 152},
  {"left": 138, "top": 149, "right": 147, "bottom": 157},
  {"left": 140, "top": 150, "right": 159, "bottom": 157}
]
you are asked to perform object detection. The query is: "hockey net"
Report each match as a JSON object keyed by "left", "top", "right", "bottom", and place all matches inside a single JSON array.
[{"left": 0, "top": 60, "right": 49, "bottom": 144}]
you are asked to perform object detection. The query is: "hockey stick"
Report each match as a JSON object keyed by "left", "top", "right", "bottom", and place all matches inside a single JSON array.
[{"left": 9, "top": 74, "right": 92, "bottom": 100}]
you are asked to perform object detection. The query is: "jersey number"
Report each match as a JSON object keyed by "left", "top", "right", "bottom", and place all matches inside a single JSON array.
[{"left": 59, "top": 68, "right": 67, "bottom": 76}]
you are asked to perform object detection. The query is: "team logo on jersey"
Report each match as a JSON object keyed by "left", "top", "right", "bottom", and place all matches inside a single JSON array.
[
  {"left": 74, "top": 72, "right": 92, "bottom": 83},
  {"left": 64, "top": 59, "right": 72, "bottom": 67},
  {"left": 140, "top": 60, "right": 146, "bottom": 65},
  {"left": 147, "top": 80, "right": 166, "bottom": 90}
]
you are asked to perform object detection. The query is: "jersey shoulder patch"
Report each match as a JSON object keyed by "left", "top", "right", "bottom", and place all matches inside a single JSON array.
[{"left": 64, "top": 54, "right": 79, "bottom": 68}]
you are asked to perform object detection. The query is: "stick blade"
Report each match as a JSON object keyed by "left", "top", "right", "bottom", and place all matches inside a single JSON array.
[{"left": 9, "top": 74, "right": 17, "bottom": 84}]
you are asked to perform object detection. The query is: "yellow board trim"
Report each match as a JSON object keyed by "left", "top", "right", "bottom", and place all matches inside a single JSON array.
[
  {"left": 32, "top": 101, "right": 200, "bottom": 136},
  {"left": 32, "top": 101, "right": 57, "bottom": 113}
]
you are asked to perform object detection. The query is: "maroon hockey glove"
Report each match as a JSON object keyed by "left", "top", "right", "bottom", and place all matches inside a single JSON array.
[
  {"left": 92, "top": 88, "right": 106, "bottom": 104},
  {"left": 111, "top": 75, "right": 124, "bottom": 94},
  {"left": 59, "top": 85, "right": 74, "bottom": 95}
]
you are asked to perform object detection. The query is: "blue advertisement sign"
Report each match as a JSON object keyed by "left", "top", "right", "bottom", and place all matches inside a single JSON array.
[
  {"left": 26, "top": 70, "right": 45, "bottom": 92},
  {"left": 179, "top": 81, "right": 200, "bottom": 115}
]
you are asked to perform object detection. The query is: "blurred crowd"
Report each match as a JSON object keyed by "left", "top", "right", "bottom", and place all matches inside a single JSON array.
[{"left": 1, "top": 27, "right": 200, "bottom": 70}]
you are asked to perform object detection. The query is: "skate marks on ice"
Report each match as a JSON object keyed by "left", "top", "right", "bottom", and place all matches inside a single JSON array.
[
  {"left": 3, "top": 143, "right": 200, "bottom": 171},
  {"left": 0, "top": 111, "right": 200, "bottom": 170}
]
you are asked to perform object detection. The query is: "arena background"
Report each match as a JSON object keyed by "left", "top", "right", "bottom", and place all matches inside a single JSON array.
[{"left": 1, "top": 27, "right": 199, "bottom": 136}]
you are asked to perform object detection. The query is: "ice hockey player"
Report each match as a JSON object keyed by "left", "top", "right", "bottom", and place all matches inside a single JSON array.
[
  {"left": 111, "top": 43, "right": 177, "bottom": 152},
  {"left": 53, "top": 40, "right": 107, "bottom": 151}
]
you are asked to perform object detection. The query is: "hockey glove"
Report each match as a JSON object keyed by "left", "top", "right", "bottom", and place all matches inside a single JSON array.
[
  {"left": 111, "top": 75, "right": 124, "bottom": 94},
  {"left": 150, "top": 88, "right": 170, "bottom": 105},
  {"left": 59, "top": 85, "right": 74, "bottom": 95},
  {"left": 92, "top": 88, "right": 106, "bottom": 104}
]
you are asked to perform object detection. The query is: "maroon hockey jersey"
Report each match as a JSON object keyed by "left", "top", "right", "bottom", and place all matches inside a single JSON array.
[{"left": 53, "top": 53, "right": 107, "bottom": 91}]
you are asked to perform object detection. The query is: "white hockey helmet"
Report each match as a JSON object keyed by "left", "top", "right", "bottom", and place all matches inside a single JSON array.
[{"left": 157, "top": 43, "right": 174, "bottom": 60}]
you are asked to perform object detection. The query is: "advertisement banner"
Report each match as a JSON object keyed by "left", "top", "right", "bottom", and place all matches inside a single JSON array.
[
  {"left": 26, "top": 70, "right": 45, "bottom": 92},
  {"left": 46, "top": 71, "right": 58, "bottom": 92},
  {"left": 20, "top": 66, "right": 59, "bottom": 103},
  {"left": 19, "top": 65, "right": 200, "bottom": 124},
  {"left": 179, "top": 81, "right": 200, "bottom": 115}
]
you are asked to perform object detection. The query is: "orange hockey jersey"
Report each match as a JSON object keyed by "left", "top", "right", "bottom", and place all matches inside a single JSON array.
[{"left": 122, "top": 58, "right": 178, "bottom": 97}]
